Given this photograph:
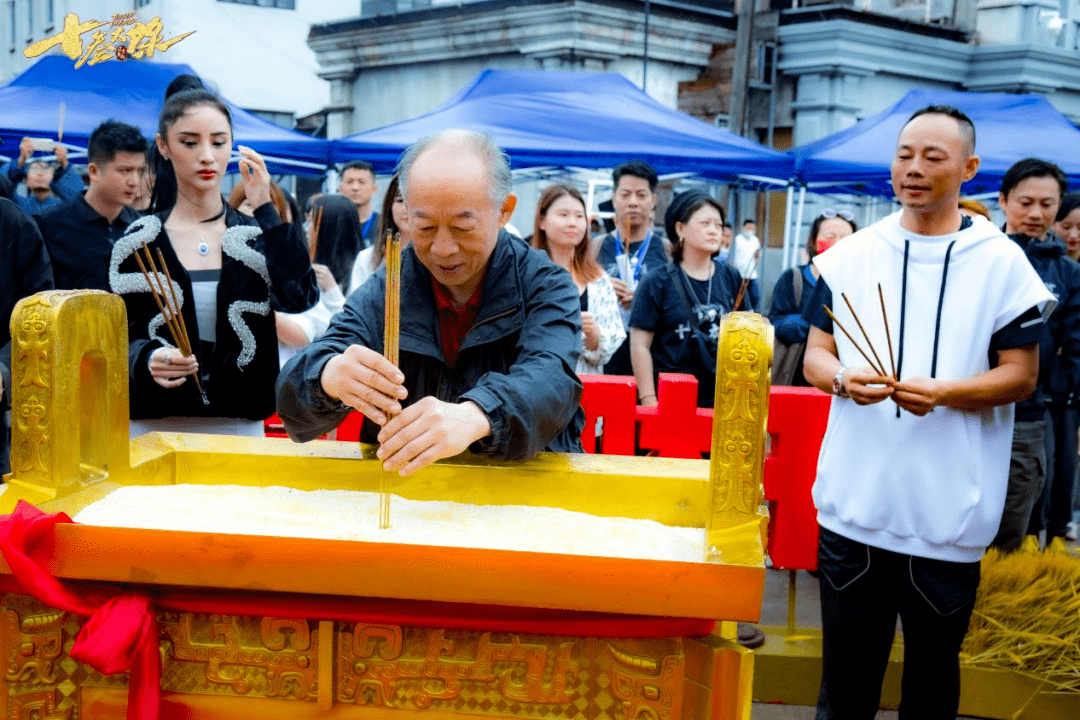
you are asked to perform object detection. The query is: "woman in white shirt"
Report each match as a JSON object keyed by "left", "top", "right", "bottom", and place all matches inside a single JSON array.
[
  {"left": 274, "top": 194, "right": 363, "bottom": 365},
  {"left": 532, "top": 183, "right": 624, "bottom": 375},
  {"left": 349, "top": 173, "right": 410, "bottom": 292}
]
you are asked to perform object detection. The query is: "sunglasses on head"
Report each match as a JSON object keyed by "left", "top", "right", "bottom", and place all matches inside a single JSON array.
[{"left": 821, "top": 208, "right": 855, "bottom": 222}]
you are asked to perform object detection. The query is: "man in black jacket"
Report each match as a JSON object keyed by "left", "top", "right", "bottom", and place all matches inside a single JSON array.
[
  {"left": 0, "top": 197, "right": 54, "bottom": 474},
  {"left": 36, "top": 120, "right": 147, "bottom": 290},
  {"left": 992, "top": 158, "right": 1080, "bottom": 551},
  {"left": 277, "top": 130, "right": 583, "bottom": 475}
]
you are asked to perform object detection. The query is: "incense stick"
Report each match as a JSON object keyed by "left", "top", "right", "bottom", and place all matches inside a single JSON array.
[
  {"left": 133, "top": 245, "right": 209, "bottom": 404},
  {"left": 878, "top": 283, "right": 897, "bottom": 380},
  {"left": 57, "top": 102, "right": 65, "bottom": 142},
  {"left": 379, "top": 231, "right": 402, "bottom": 530},
  {"left": 734, "top": 276, "right": 751, "bottom": 311},
  {"left": 822, "top": 304, "right": 888, "bottom": 377},
  {"left": 733, "top": 250, "right": 758, "bottom": 312},
  {"left": 309, "top": 205, "right": 323, "bottom": 262},
  {"left": 841, "top": 292, "right": 888, "bottom": 380}
]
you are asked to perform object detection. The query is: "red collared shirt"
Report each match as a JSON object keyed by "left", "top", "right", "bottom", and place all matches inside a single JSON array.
[{"left": 430, "top": 276, "right": 483, "bottom": 367}]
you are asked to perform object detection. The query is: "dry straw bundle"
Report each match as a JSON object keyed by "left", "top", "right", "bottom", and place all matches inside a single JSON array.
[{"left": 961, "top": 542, "right": 1080, "bottom": 695}]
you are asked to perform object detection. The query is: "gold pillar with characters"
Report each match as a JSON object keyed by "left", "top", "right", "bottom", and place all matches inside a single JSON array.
[{"left": 0, "top": 291, "right": 773, "bottom": 720}]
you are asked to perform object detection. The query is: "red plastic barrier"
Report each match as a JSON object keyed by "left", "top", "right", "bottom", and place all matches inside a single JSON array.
[
  {"left": 637, "top": 374, "right": 713, "bottom": 459},
  {"left": 263, "top": 412, "right": 288, "bottom": 439},
  {"left": 579, "top": 374, "right": 638, "bottom": 455},
  {"left": 263, "top": 412, "right": 365, "bottom": 441},
  {"left": 763, "top": 387, "right": 831, "bottom": 571},
  {"left": 335, "top": 411, "right": 366, "bottom": 442}
]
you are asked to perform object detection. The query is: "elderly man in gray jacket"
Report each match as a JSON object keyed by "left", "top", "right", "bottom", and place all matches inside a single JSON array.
[{"left": 276, "top": 130, "right": 583, "bottom": 476}]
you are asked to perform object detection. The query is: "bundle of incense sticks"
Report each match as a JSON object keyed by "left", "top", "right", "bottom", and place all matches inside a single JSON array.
[
  {"left": 133, "top": 245, "right": 210, "bottom": 404},
  {"left": 309, "top": 205, "right": 323, "bottom": 263},
  {"left": 822, "top": 283, "right": 897, "bottom": 381},
  {"left": 379, "top": 231, "right": 402, "bottom": 530}
]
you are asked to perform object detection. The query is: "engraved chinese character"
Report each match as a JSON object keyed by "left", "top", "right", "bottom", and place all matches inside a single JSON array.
[
  {"left": 24, "top": 13, "right": 107, "bottom": 60},
  {"left": 126, "top": 17, "right": 195, "bottom": 60}
]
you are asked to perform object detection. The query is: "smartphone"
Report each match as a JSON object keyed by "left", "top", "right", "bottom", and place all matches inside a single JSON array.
[{"left": 29, "top": 138, "right": 55, "bottom": 152}]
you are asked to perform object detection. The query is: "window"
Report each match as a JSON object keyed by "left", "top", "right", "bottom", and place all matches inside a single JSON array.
[
  {"left": 136, "top": 0, "right": 152, "bottom": 7},
  {"left": 26, "top": 0, "right": 32, "bottom": 39},
  {"left": 45, "top": 0, "right": 53, "bottom": 28},
  {"left": 217, "top": 0, "right": 297, "bottom": 8},
  {"left": 9, "top": 2, "right": 16, "bottom": 51}
]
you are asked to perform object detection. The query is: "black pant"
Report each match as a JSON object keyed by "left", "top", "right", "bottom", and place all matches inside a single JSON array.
[
  {"left": 816, "top": 527, "right": 980, "bottom": 720},
  {"left": 1030, "top": 403, "right": 1078, "bottom": 539}
]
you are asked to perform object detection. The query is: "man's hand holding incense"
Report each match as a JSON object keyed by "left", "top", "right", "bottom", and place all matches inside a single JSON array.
[
  {"left": 321, "top": 345, "right": 407, "bottom": 425},
  {"left": 891, "top": 376, "right": 943, "bottom": 416},
  {"left": 843, "top": 366, "right": 895, "bottom": 406},
  {"left": 376, "top": 396, "right": 492, "bottom": 477},
  {"left": 610, "top": 277, "right": 633, "bottom": 309}
]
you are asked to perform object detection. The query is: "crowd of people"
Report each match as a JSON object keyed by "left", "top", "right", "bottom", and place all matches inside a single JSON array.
[{"left": 3, "top": 76, "right": 1080, "bottom": 718}]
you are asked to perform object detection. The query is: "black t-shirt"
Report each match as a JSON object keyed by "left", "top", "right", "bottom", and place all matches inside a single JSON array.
[
  {"left": 596, "top": 230, "right": 669, "bottom": 284},
  {"left": 629, "top": 261, "right": 741, "bottom": 405}
]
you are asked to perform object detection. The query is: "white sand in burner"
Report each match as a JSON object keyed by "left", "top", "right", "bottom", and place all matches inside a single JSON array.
[{"left": 73, "top": 484, "right": 707, "bottom": 563}]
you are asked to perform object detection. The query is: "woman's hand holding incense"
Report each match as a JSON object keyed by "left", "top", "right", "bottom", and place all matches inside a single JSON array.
[
  {"left": 376, "top": 396, "right": 491, "bottom": 477},
  {"left": 149, "top": 348, "right": 199, "bottom": 388},
  {"left": 843, "top": 366, "right": 895, "bottom": 406},
  {"left": 891, "top": 376, "right": 942, "bottom": 416},
  {"left": 321, "top": 344, "right": 407, "bottom": 425}
]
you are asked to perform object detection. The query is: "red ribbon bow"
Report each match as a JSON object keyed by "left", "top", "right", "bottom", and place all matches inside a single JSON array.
[{"left": 0, "top": 501, "right": 161, "bottom": 719}]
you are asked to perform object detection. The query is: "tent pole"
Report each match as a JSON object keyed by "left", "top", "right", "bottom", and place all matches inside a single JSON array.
[
  {"left": 792, "top": 184, "right": 807, "bottom": 268},
  {"left": 782, "top": 183, "right": 795, "bottom": 271}
]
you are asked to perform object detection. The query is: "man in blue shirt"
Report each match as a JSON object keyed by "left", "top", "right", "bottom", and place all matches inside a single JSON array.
[
  {"left": 593, "top": 160, "right": 669, "bottom": 374},
  {"left": 1, "top": 137, "right": 83, "bottom": 215}
]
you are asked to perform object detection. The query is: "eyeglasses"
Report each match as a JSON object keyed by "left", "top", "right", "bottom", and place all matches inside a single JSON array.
[{"left": 821, "top": 208, "right": 855, "bottom": 222}]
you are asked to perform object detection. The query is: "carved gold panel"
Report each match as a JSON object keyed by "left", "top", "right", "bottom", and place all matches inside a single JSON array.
[
  {"left": 158, "top": 613, "right": 318, "bottom": 700},
  {"left": 1, "top": 595, "right": 83, "bottom": 720},
  {"left": 337, "top": 623, "right": 685, "bottom": 718},
  {"left": 707, "top": 312, "right": 772, "bottom": 566},
  {"left": 0, "top": 596, "right": 719, "bottom": 719}
]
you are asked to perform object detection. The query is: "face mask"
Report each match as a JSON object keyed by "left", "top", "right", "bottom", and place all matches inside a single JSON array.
[{"left": 816, "top": 236, "right": 840, "bottom": 254}]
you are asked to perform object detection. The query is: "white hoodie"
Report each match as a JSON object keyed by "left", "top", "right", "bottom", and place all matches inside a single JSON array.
[{"left": 811, "top": 211, "right": 1054, "bottom": 562}]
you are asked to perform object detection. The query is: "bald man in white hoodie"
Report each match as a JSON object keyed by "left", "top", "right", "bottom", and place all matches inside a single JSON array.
[{"left": 802, "top": 105, "right": 1054, "bottom": 720}]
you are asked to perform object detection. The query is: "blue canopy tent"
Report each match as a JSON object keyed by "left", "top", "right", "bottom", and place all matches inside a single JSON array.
[
  {"left": 0, "top": 56, "right": 330, "bottom": 176},
  {"left": 781, "top": 89, "right": 1080, "bottom": 266},
  {"left": 793, "top": 89, "right": 1080, "bottom": 195},
  {"left": 330, "top": 70, "right": 794, "bottom": 184}
]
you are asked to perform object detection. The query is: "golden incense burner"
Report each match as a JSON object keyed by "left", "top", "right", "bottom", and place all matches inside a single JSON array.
[{"left": 0, "top": 290, "right": 772, "bottom": 719}]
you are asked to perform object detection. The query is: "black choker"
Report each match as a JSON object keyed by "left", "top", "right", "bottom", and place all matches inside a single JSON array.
[{"left": 201, "top": 201, "right": 227, "bottom": 224}]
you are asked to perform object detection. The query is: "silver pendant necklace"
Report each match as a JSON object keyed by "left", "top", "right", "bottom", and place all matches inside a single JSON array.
[{"left": 197, "top": 241, "right": 210, "bottom": 256}]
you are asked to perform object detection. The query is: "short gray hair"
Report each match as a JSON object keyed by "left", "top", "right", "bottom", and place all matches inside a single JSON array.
[{"left": 397, "top": 129, "right": 513, "bottom": 206}]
